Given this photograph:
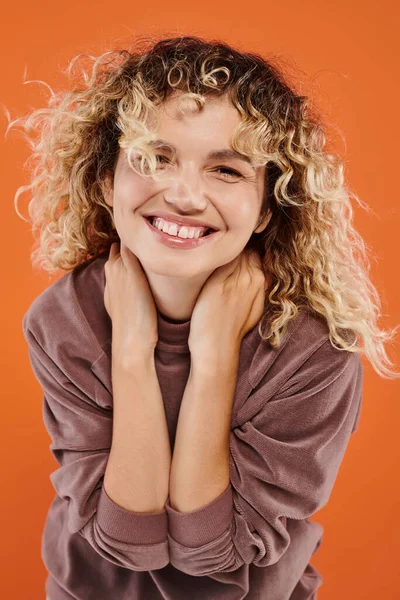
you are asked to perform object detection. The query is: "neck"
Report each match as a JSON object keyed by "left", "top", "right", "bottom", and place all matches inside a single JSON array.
[{"left": 143, "top": 268, "right": 212, "bottom": 323}]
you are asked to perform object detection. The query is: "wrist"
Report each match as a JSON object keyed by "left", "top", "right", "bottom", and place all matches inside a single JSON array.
[
  {"left": 189, "top": 344, "right": 240, "bottom": 375},
  {"left": 112, "top": 342, "right": 157, "bottom": 372}
]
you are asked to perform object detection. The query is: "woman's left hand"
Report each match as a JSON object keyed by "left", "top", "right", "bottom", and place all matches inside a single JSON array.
[{"left": 188, "top": 248, "right": 270, "bottom": 358}]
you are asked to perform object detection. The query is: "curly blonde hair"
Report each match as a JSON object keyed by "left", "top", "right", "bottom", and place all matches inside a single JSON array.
[{"left": 6, "top": 34, "right": 399, "bottom": 379}]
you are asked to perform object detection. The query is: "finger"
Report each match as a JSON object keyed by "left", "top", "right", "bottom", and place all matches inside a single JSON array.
[
  {"left": 121, "top": 241, "right": 136, "bottom": 255},
  {"left": 264, "top": 270, "right": 272, "bottom": 292},
  {"left": 120, "top": 242, "right": 142, "bottom": 269},
  {"left": 222, "top": 255, "right": 242, "bottom": 275},
  {"left": 120, "top": 241, "right": 133, "bottom": 259},
  {"left": 247, "top": 250, "right": 263, "bottom": 272},
  {"left": 110, "top": 241, "right": 120, "bottom": 257}
]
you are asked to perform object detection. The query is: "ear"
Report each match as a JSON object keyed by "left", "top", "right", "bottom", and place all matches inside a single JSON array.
[
  {"left": 254, "top": 209, "right": 272, "bottom": 234},
  {"left": 101, "top": 170, "right": 114, "bottom": 208}
]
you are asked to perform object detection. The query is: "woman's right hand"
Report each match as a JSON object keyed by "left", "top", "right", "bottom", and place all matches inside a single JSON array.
[{"left": 104, "top": 240, "right": 159, "bottom": 363}]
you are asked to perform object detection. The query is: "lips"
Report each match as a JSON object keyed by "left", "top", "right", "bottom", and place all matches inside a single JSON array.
[
  {"left": 145, "top": 216, "right": 213, "bottom": 236},
  {"left": 145, "top": 216, "right": 214, "bottom": 236},
  {"left": 143, "top": 213, "right": 219, "bottom": 232},
  {"left": 143, "top": 213, "right": 220, "bottom": 249}
]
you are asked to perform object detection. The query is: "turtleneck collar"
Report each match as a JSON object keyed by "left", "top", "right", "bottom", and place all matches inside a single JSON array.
[{"left": 156, "top": 309, "right": 191, "bottom": 353}]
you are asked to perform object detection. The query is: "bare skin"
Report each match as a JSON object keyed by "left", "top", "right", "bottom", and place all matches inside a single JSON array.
[
  {"left": 103, "top": 240, "right": 268, "bottom": 513},
  {"left": 101, "top": 91, "right": 273, "bottom": 514},
  {"left": 102, "top": 92, "right": 272, "bottom": 323}
]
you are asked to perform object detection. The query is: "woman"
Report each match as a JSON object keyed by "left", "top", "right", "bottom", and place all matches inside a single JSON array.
[{"left": 10, "top": 35, "right": 399, "bottom": 600}]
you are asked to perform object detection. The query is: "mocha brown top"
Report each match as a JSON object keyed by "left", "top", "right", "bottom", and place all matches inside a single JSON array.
[{"left": 23, "top": 252, "right": 363, "bottom": 600}]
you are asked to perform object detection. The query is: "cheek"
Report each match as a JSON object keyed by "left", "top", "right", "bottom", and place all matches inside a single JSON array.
[
  {"left": 222, "top": 196, "right": 258, "bottom": 229},
  {"left": 116, "top": 174, "right": 153, "bottom": 211}
]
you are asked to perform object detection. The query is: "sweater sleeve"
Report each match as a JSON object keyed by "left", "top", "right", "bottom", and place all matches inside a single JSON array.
[
  {"left": 23, "top": 321, "right": 169, "bottom": 572},
  {"left": 165, "top": 338, "right": 363, "bottom": 576}
]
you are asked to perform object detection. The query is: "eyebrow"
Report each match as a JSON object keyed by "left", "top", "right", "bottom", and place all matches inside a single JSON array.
[{"left": 151, "top": 139, "right": 255, "bottom": 168}]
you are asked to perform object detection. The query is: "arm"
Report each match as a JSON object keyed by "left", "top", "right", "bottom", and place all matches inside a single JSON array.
[
  {"left": 104, "top": 352, "right": 171, "bottom": 513},
  {"left": 23, "top": 318, "right": 170, "bottom": 571},
  {"left": 165, "top": 339, "right": 363, "bottom": 577},
  {"left": 169, "top": 348, "right": 240, "bottom": 513}
]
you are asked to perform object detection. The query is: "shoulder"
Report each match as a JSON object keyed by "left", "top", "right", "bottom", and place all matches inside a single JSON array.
[
  {"left": 22, "top": 251, "right": 110, "bottom": 363},
  {"left": 247, "top": 308, "right": 362, "bottom": 393}
]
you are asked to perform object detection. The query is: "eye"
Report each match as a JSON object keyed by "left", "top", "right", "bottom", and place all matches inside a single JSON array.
[
  {"left": 215, "top": 166, "right": 243, "bottom": 179},
  {"left": 155, "top": 154, "right": 171, "bottom": 167},
  {"left": 154, "top": 156, "right": 243, "bottom": 179}
]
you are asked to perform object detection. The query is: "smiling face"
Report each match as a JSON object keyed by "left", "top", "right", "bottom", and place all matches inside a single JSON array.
[{"left": 102, "top": 92, "right": 271, "bottom": 278}]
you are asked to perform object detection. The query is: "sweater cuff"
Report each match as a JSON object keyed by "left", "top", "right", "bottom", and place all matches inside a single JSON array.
[
  {"left": 96, "top": 484, "right": 168, "bottom": 544},
  {"left": 166, "top": 483, "right": 233, "bottom": 546}
]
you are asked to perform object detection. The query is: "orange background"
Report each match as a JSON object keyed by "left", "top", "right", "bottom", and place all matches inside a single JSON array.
[{"left": 1, "top": 1, "right": 399, "bottom": 599}]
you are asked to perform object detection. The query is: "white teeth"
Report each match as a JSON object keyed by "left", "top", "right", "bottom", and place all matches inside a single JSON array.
[
  {"left": 178, "top": 226, "right": 194, "bottom": 239},
  {"left": 162, "top": 221, "right": 174, "bottom": 235},
  {"left": 152, "top": 217, "right": 207, "bottom": 239}
]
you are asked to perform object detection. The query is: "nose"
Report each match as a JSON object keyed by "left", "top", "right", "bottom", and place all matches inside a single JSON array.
[{"left": 162, "top": 165, "right": 208, "bottom": 213}]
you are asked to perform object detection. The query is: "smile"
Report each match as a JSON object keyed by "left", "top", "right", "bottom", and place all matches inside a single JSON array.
[{"left": 143, "top": 216, "right": 220, "bottom": 250}]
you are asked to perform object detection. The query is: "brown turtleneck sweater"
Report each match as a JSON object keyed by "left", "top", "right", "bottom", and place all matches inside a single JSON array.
[{"left": 23, "top": 252, "right": 363, "bottom": 600}]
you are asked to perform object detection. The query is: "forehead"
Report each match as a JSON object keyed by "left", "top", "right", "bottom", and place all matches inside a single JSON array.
[
  {"left": 156, "top": 92, "right": 242, "bottom": 128},
  {"left": 151, "top": 93, "right": 248, "bottom": 162}
]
